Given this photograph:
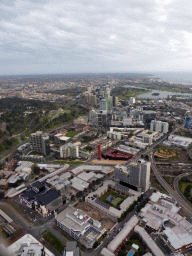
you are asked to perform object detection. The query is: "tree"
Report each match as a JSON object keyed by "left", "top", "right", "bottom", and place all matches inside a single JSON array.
[
  {"left": 32, "top": 164, "right": 40, "bottom": 175},
  {"left": 93, "top": 241, "right": 99, "bottom": 248},
  {"left": 0, "top": 191, "right": 4, "bottom": 200}
]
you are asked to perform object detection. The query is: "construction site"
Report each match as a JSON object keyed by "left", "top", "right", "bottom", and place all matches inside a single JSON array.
[{"left": 76, "top": 202, "right": 115, "bottom": 231}]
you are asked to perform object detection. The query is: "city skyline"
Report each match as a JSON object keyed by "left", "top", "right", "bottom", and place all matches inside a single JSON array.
[{"left": 1, "top": 0, "right": 192, "bottom": 75}]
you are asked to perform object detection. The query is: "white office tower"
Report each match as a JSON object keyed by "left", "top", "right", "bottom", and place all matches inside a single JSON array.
[
  {"left": 138, "top": 159, "right": 151, "bottom": 192},
  {"left": 150, "top": 120, "right": 169, "bottom": 133},
  {"left": 130, "top": 97, "right": 136, "bottom": 104},
  {"left": 114, "top": 159, "right": 151, "bottom": 192},
  {"left": 60, "top": 143, "right": 79, "bottom": 159},
  {"left": 89, "top": 109, "right": 97, "bottom": 125}
]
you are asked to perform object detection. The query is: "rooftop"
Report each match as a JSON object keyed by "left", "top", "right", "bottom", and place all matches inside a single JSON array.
[{"left": 35, "top": 189, "right": 61, "bottom": 206}]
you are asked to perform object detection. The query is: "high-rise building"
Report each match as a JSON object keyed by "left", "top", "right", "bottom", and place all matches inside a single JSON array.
[
  {"left": 60, "top": 143, "right": 79, "bottom": 159},
  {"left": 90, "top": 94, "right": 97, "bottom": 105},
  {"left": 31, "top": 131, "right": 50, "bottom": 156},
  {"left": 130, "top": 97, "right": 136, "bottom": 104},
  {"left": 150, "top": 120, "right": 169, "bottom": 133},
  {"left": 185, "top": 116, "right": 192, "bottom": 129},
  {"left": 99, "top": 99, "right": 108, "bottom": 111},
  {"left": 113, "top": 96, "right": 118, "bottom": 106},
  {"left": 114, "top": 159, "right": 151, "bottom": 192}
]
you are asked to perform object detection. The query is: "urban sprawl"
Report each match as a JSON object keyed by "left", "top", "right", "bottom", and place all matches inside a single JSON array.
[{"left": 0, "top": 74, "right": 192, "bottom": 256}]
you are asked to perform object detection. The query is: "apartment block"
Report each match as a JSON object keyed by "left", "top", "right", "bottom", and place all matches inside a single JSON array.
[
  {"left": 31, "top": 131, "right": 50, "bottom": 156},
  {"left": 150, "top": 120, "right": 169, "bottom": 133},
  {"left": 114, "top": 159, "right": 151, "bottom": 192},
  {"left": 60, "top": 143, "right": 79, "bottom": 159}
]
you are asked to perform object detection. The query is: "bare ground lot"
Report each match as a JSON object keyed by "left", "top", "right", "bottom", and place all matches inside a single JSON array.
[
  {"left": 93, "top": 157, "right": 127, "bottom": 165},
  {"left": 76, "top": 202, "right": 115, "bottom": 231}
]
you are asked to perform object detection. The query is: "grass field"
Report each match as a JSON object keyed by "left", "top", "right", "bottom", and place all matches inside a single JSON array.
[
  {"left": 66, "top": 131, "right": 79, "bottom": 137},
  {"left": 100, "top": 189, "right": 127, "bottom": 209},
  {"left": 42, "top": 231, "right": 64, "bottom": 254},
  {"left": 51, "top": 160, "right": 84, "bottom": 165},
  {"left": 179, "top": 182, "right": 192, "bottom": 193},
  {"left": 118, "top": 89, "right": 150, "bottom": 100},
  {"left": 111, "top": 197, "right": 123, "bottom": 208}
]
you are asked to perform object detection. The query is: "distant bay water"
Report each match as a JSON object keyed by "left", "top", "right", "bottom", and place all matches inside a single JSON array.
[
  {"left": 153, "top": 72, "right": 192, "bottom": 86},
  {"left": 124, "top": 72, "right": 192, "bottom": 99}
]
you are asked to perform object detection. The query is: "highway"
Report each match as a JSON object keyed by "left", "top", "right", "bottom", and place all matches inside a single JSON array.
[
  {"left": 173, "top": 173, "right": 192, "bottom": 207},
  {"left": 149, "top": 153, "right": 192, "bottom": 221}
]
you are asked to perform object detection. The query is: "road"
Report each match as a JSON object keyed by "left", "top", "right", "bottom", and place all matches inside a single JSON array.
[
  {"left": 149, "top": 153, "right": 192, "bottom": 221},
  {"left": 173, "top": 173, "right": 192, "bottom": 208}
]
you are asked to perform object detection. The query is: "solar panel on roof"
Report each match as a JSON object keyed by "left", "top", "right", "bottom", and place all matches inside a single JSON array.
[
  {"left": 95, "top": 199, "right": 110, "bottom": 210},
  {"left": 115, "top": 183, "right": 129, "bottom": 192}
]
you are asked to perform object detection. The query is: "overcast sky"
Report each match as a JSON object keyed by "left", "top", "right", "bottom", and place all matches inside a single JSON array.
[{"left": 1, "top": 0, "right": 192, "bottom": 75}]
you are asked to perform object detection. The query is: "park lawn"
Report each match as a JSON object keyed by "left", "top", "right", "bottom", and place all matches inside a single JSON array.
[
  {"left": 175, "top": 130, "right": 192, "bottom": 138},
  {"left": 179, "top": 182, "right": 192, "bottom": 193},
  {"left": 42, "top": 231, "right": 64, "bottom": 254},
  {"left": 118, "top": 89, "right": 149, "bottom": 100},
  {"left": 66, "top": 131, "right": 79, "bottom": 137}
]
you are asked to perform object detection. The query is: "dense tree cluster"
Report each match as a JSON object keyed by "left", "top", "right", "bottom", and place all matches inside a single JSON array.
[{"left": 0, "top": 98, "right": 56, "bottom": 135}]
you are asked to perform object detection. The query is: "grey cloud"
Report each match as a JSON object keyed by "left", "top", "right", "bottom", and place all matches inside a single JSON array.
[{"left": 0, "top": 0, "right": 192, "bottom": 74}]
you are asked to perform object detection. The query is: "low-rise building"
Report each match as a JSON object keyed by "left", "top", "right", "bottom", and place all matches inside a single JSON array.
[
  {"left": 63, "top": 241, "right": 81, "bottom": 256},
  {"left": 46, "top": 175, "right": 71, "bottom": 194},
  {"left": 107, "top": 215, "right": 139, "bottom": 253},
  {"left": 140, "top": 192, "right": 192, "bottom": 252},
  {"left": 7, "top": 234, "right": 54, "bottom": 256},
  {"left": 71, "top": 177, "right": 89, "bottom": 191},
  {"left": 164, "top": 135, "right": 192, "bottom": 149},
  {"left": 134, "top": 226, "right": 165, "bottom": 256},
  {"left": 85, "top": 180, "right": 139, "bottom": 221},
  {"left": 56, "top": 205, "right": 105, "bottom": 249}
]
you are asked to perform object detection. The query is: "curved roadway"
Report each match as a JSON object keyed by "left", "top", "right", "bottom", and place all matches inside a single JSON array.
[
  {"left": 173, "top": 173, "right": 192, "bottom": 207},
  {"left": 149, "top": 153, "right": 192, "bottom": 221}
]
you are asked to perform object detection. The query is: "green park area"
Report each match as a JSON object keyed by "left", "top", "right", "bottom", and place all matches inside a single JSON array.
[
  {"left": 179, "top": 176, "right": 192, "bottom": 204},
  {"left": 175, "top": 130, "right": 192, "bottom": 138},
  {"left": 116, "top": 88, "right": 149, "bottom": 100},
  {"left": 100, "top": 189, "right": 127, "bottom": 209},
  {"left": 66, "top": 131, "right": 79, "bottom": 137},
  {"left": 51, "top": 160, "right": 84, "bottom": 165},
  {"left": 42, "top": 231, "right": 64, "bottom": 254}
]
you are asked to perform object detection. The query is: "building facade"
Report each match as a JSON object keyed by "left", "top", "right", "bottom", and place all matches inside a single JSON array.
[
  {"left": 114, "top": 159, "right": 151, "bottom": 192},
  {"left": 150, "top": 120, "right": 169, "bottom": 133},
  {"left": 31, "top": 131, "right": 50, "bottom": 156},
  {"left": 60, "top": 143, "right": 79, "bottom": 159}
]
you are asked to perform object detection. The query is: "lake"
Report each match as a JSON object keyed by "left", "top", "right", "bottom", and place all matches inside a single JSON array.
[{"left": 124, "top": 85, "right": 192, "bottom": 99}]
